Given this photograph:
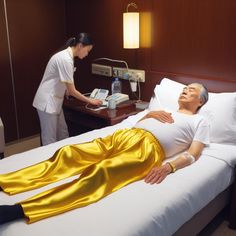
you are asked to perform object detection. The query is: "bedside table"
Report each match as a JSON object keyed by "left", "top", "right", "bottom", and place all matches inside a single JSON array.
[{"left": 63, "top": 98, "right": 144, "bottom": 136}]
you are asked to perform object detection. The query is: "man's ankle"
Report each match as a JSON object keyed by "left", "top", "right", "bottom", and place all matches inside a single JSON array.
[{"left": 0, "top": 204, "right": 24, "bottom": 225}]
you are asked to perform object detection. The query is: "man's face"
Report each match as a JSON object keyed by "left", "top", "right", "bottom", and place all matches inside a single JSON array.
[{"left": 178, "top": 83, "right": 203, "bottom": 108}]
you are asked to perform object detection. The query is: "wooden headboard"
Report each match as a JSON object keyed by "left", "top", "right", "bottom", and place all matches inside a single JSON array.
[{"left": 142, "top": 71, "right": 236, "bottom": 101}]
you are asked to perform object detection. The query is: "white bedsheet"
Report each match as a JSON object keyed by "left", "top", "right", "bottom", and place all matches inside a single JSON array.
[{"left": 0, "top": 114, "right": 235, "bottom": 236}]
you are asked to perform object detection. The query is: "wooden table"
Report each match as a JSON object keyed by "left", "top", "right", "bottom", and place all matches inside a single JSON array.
[{"left": 63, "top": 97, "right": 144, "bottom": 136}]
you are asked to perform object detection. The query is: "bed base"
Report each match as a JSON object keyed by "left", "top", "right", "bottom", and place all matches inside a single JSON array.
[
  {"left": 173, "top": 185, "right": 232, "bottom": 236},
  {"left": 229, "top": 167, "right": 236, "bottom": 229}
]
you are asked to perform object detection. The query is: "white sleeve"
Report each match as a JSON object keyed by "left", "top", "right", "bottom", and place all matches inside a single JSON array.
[
  {"left": 56, "top": 57, "right": 74, "bottom": 84},
  {"left": 193, "top": 118, "right": 210, "bottom": 145}
]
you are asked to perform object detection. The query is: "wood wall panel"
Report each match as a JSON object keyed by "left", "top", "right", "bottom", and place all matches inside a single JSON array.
[
  {"left": 1, "top": 0, "right": 236, "bottom": 142},
  {"left": 151, "top": 0, "right": 236, "bottom": 79},
  {"left": 0, "top": 0, "right": 17, "bottom": 142},
  {"left": 6, "top": 0, "right": 66, "bottom": 139},
  {"left": 66, "top": 0, "right": 236, "bottom": 102},
  {"left": 66, "top": 0, "right": 137, "bottom": 94}
]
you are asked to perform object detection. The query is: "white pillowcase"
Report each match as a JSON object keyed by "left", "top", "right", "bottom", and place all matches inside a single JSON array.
[
  {"left": 199, "top": 92, "right": 236, "bottom": 144},
  {"left": 148, "top": 78, "right": 236, "bottom": 145},
  {"left": 157, "top": 78, "right": 184, "bottom": 110},
  {"left": 148, "top": 86, "right": 162, "bottom": 110}
]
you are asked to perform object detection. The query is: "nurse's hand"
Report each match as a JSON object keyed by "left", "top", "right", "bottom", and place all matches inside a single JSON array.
[{"left": 90, "top": 99, "right": 103, "bottom": 106}]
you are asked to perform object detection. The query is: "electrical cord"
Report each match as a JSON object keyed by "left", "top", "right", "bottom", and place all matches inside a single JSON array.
[
  {"left": 83, "top": 92, "right": 92, "bottom": 96},
  {"left": 93, "top": 57, "right": 141, "bottom": 100},
  {"left": 93, "top": 57, "right": 129, "bottom": 72}
]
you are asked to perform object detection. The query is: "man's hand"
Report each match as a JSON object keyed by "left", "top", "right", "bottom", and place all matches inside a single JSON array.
[
  {"left": 144, "top": 164, "right": 172, "bottom": 184},
  {"left": 146, "top": 111, "right": 174, "bottom": 123}
]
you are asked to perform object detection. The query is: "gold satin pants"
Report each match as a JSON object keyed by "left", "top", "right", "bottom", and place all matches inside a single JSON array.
[{"left": 0, "top": 128, "right": 164, "bottom": 223}]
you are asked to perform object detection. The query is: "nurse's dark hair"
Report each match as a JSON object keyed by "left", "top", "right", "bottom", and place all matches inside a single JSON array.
[{"left": 65, "top": 33, "right": 94, "bottom": 47}]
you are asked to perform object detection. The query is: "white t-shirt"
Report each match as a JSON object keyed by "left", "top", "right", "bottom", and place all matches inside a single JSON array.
[
  {"left": 33, "top": 48, "right": 74, "bottom": 114},
  {"left": 134, "top": 111, "right": 210, "bottom": 158}
]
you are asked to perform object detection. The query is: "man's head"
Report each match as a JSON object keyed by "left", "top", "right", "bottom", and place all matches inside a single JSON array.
[{"left": 178, "top": 83, "right": 208, "bottom": 113}]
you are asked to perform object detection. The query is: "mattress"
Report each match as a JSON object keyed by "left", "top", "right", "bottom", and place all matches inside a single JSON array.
[{"left": 0, "top": 112, "right": 235, "bottom": 236}]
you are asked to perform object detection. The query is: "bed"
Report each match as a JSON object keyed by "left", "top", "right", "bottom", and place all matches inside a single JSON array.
[{"left": 0, "top": 76, "right": 236, "bottom": 236}]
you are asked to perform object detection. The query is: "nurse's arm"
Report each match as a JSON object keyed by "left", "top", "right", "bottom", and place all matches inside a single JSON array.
[{"left": 66, "top": 83, "right": 102, "bottom": 106}]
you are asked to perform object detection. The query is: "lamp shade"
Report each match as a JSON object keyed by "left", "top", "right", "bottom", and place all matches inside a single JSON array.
[{"left": 123, "top": 12, "right": 139, "bottom": 49}]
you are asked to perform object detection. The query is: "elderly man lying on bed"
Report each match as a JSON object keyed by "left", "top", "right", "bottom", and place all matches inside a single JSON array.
[{"left": 0, "top": 83, "right": 209, "bottom": 225}]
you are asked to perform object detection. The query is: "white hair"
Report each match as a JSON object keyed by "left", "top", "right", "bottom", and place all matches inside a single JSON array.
[{"left": 191, "top": 83, "right": 209, "bottom": 106}]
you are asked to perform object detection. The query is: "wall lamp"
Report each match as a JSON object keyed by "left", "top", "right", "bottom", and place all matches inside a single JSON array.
[{"left": 123, "top": 2, "right": 139, "bottom": 49}]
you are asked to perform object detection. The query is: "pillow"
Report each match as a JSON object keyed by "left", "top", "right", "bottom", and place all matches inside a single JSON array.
[
  {"left": 199, "top": 92, "right": 236, "bottom": 145},
  {"left": 156, "top": 78, "right": 185, "bottom": 110},
  {"left": 148, "top": 78, "right": 186, "bottom": 111},
  {"left": 148, "top": 85, "right": 162, "bottom": 111},
  {"left": 148, "top": 78, "right": 236, "bottom": 145}
]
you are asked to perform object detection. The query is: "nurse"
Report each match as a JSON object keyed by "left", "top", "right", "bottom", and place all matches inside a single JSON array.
[{"left": 33, "top": 33, "right": 102, "bottom": 146}]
